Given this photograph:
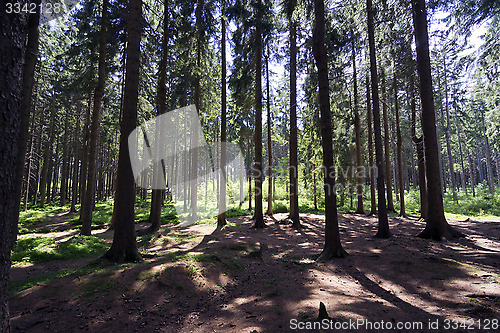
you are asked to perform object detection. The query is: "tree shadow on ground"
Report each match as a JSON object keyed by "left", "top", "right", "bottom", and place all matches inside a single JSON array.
[{"left": 9, "top": 212, "right": 500, "bottom": 332}]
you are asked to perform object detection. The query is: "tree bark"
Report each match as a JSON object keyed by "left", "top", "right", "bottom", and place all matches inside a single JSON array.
[
  {"left": 366, "top": 76, "right": 377, "bottom": 216},
  {"left": 443, "top": 54, "right": 457, "bottom": 201},
  {"left": 190, "top": 0, "right": 205, "bottom": 223},
  {"left": 410, "top": 75, "right": 427, "bottom": 220},
  {"left": 394, "top": 69, "right": 406, "bottom": 217},
  {"left": 352, "top": 32, "right": 364, "bottom": 214},
  {"left": 289, "top": 20, "right": 300, "bottom": 227},
  {"left": 252, "top": 6, "right": 265, "bottom": 229},
  {"left": 70, "top": 104, "right": 81, "bottom": 213},
  {"left": 147, "top": 0, "right": 170, "bottom": 234},
  {"left": 0, "top": 4, "right": 28, "bottom": 331},
  {"left": 265, "top": 44, "right": 273, "bottom": 216},
  {"left": 218, "top": 0, "right": 228, "bottom": 228},
  {"left": 381, "top": 74, "right": 395, "bottom": 213},
  {"left": 39, "top": 105, "right": 55, "bottom": 208},
  {"left": 19, "top": 0, "right": 39, "bottom": 211},
  {"left": 367, "top": 0, "right": 390, "bottom": 238},
  {"left": 80, "top": 0, "right": 108, "bottom": 235},
  {"left": 313, "top": 0, "right": 347, "bottom": 259},
  {"left": 481, "top": 108, "right": 495, "bottom": 194},
  {"left": 454, "top": 108, "right": 467, "bottom": 196},
  {"left": 412, "top": 0, "right": 462, "bottom": 240},
  {"left": 80, "top": 92, "right": 92, "bottom": 206},
  {"left": 60, "top": 106, "right": 70, "bottom": 206},
  {"left": 104, "top": 0, "right": 143, "bottom": 262}
]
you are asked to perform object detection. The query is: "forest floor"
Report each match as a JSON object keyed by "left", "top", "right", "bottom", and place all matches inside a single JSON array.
[{"left": 9, "top": 211, "right": 500, "bottom": 332}]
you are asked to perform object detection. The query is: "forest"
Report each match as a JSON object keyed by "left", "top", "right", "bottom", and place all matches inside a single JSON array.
[{"left": 1, "top": 0, "right": 499, "bottom": 331}]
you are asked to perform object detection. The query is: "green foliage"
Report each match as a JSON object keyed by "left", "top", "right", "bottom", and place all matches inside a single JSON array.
[
  {"left": 11, "top": 235, "right": 109, "bottom": 265},
  {"left": 273, "top": 200, "right": 289, "bottom": 214},
  {"left": 226, "top": 207, "right": 251, "bottom": 218}
]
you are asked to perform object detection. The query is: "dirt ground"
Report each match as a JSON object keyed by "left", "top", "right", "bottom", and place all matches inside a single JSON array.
[{"left": 9, "top": 213, "right": 500, "bottom": 332}]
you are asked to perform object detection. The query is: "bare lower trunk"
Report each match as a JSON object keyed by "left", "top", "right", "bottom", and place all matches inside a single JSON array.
[
  {"left": 80, "top": 92, "right": 92, "bottom": 206},
  {"left": 1, "top": 5, "right": 28, "bottom": 331},
  {"left": 313, "top": 0, "right": 347, "bottom": 259},
  {"left": 60, "top": 108, "right": 70, "bottom": 206},
  {"left": 289, "top": 21, "right": 300, "bottom": 227},
  {"left": 265, "top": 44, "right": 273, "bottom": 216},
  {"left": 367, "top": 0, "right": 390, "bottom": 238},
  {"left": 70, "top": 105, "right": 81, "bottom": 213},
  {"left": 81, "top": 0, "right": 108, "bottom": 236},
  {"left": 352, "top": 33, "right": 363, "bottom": 214},
  {"left": 481, "top": 109, "right": 495, "bottom": 194},
  {"left": 218, "top": 1, "right": 228, "bottom": 228},
  {"left": 455, "top": 110, "right": 467, "bottom": 196},
  {"left": 104, "top": 0, "right": 142, "bottom": 262},
  {"left": 394, "top": 71, "right": 405, "bottom": 217},
  {"left": 443, "top": 55, "right": 457, "bottom": 202},
  {"left": 412, "top": 0, "right": 462, "bottom": 240},
  {"left": 39, "top": 106, "right": 55, "bottom": 208},
  {"left": 410, "top": 74, "right": 427, "bottom": 220},
  {"left": 469, "top": 153, "right": 476, "bottom": 197},
  {"left": 147, "top": 0, "right": 170, "bottom": 234},
  {"left": 366, "top": 76, "right": 376, "bottom": 215},
  {"left": 381, "top": 74, "right": 395, "bottom": 213},
  {"left": 252, "top": 11, "right": 265, "bottom": 229}
]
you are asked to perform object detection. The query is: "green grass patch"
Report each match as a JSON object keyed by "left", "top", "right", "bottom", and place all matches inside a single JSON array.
[
  {"left": 11, "top": 235, "right": 109, "bottom": 265},
  {"left": 8, "top": 262, "right": 116, "bottom": 296}
]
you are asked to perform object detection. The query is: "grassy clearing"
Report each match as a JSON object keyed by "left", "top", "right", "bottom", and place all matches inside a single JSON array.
[{"left": 11, "top": 235, "right": 109, "bottom": 265}]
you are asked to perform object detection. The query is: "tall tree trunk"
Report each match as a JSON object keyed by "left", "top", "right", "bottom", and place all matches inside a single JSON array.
[
  {"left": 80, "top": 0, "right": 108, "bottom": 235},
  {"left": 265, "top": 44, "right": 273, "bottom": 216},
  {"left": 454, "top": 109, "right": 467, "bottom": 196},
  {"left": 289, "top": 20, "right": 300, "bottom": 227},
  {"left": 381, "top": 74, "right": 395, "bottom": 213},
  {"left": 412, "top": 0, "right": 462, "bottom": 240},
  {"left": 410, "top": 75, "right": 427, "bottom": 220},
  {"left": 443, "top": 55, "right": 457, "bottom": 201},
  {"left": 70, "top": 104, "right": 81, "bottom": 213},
  {"left": 25, "top": 117, "right": 35, "bottom": 211},
  {"left": 481, "top": 108, "right": 495, "bottom": 194},
  {"left": 469, "top": 152, "right": 476, "bottom": 197},
  {"left": 147, "top": 0, "right": 170, "bottom": 234},
  {"left": 218, "top": 0, "right": 228, "bottom": 228},
  {"left": 39, "top": 105, "right": 55, "bottom": 208},
  {"left": 352, "top": 33, "right": 363, "bottom": 214},
  {"left": 191, "top": 0, "right": 205, "bottom": 223},
  {"left": 313, "top": 163, "right": 318, "bottom": 210},
  {"left": 104, "top": 0, "right": 142, "bottom": 262},
  {"left": 496, "top": 152, "right": 500, "bottom": 191},
  {"left": 253, "top": 8, "right": 265, "bottom": 229},
  {"left": 248, "top": 136, "right": 252, "bottom": 211},
  {"left": 367, "top": 0, "right": 390, "bottom": 238},
  {"left": 366, "top": 76, "right": 377, "bottom": 216},
  {"left": 60, "top": 107, "right": 70, "bottom": 206},
  {"left": 394, "top": 69, "right": 406, "bottom": 217},
  {"left": 435, "top": 65, "right": 446, "bottom": 195},
  {"left": 0, "top": 4, "right": 28, "bottom": 330},
  {"left": 19, "top": 0, "right": 40, "bottom": 211},
  {"left": 313, "top": 0, "right": 347, "bottom": 259},
  {"left": 79, "top": 92, "right": 92, "bottom": 206}
]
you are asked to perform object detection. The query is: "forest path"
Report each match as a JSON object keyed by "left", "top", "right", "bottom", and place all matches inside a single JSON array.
[{"left": 9, "top": 212, "right": 500, "bottom": 332}]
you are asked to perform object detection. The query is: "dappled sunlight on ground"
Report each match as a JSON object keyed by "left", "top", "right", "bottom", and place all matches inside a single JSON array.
[{"left": 9, "top": 212, "right": 500, "bottom": 332}]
